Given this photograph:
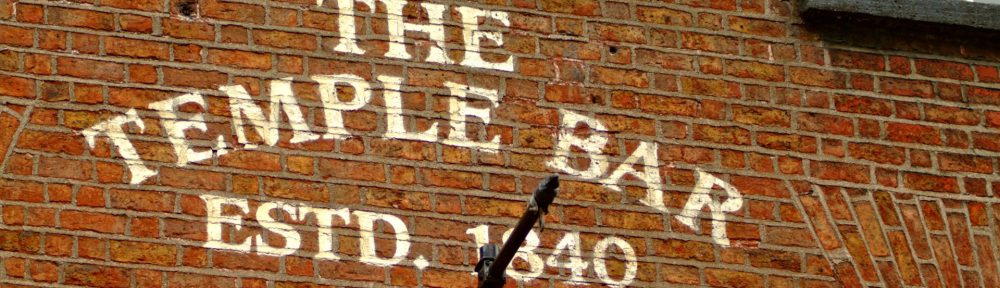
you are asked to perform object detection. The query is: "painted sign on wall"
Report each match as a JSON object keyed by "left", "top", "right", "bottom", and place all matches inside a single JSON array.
[{"left": 78, "top": 0, "right": 747, "bottom": 286}]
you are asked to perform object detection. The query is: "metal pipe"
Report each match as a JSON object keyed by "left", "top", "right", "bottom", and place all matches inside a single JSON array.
[{"left": 477, "top": 175, "right": 559, "bottom": 288}]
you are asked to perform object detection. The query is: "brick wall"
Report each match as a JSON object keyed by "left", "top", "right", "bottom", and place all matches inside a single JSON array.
[{"left": 1, "top": 0, "right": 1000, "bottom": 287}]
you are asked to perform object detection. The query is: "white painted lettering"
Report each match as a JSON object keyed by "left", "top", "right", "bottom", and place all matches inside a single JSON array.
[
  {"left": 378, "top": 75, "right": 440, "bottom": 142},
  {"left": 82, "top": 109, "right": 156, "bottom": 185},
  {"left": 255, "top": 201, "right": 305, "bottom": 256},
  {"left": 443, "top": 81, "right": 500, "bottom": 150},
  {"left": 675, "top": 169, "right": 744, "bottom": 246},
  {"left": 545, "top": 232, "right": 588, "bottom": 284},
  {"left": 200, "top": 195, "right": 252, "bottom": 251},
  {"left": 333, "top": 0, "right": 373, "bottom": 54},
  {"left": 355, "top": 210, "right": 411, "bottom": 266},
  {"left": 593, "top": 236, "right": 637, "bottom": 288},
  {"left": 222, "top": 78, "right": 319, "bottom": 149},
  {"left": 314, "top": 207, "right": 351, "bottom": 260},
  {"left": 148, "top": 93, "right": 228, "bottom": 166},
  {"left": 501, "top": 228, "right": 544, "bottom": 280},
  {"left": 384, "top": 1, "right": 450, "bottom": 64},
  {"left": 548, "top": 109, "right": 609, "bottom": 179},
  {"left": 312, "top": 74, "right": 373, "bottom": 140},
  {"left": 457, "top": 6, "right": 513, "bottom": 71},
  {"left": 606, "top": 142, "right": 666, "bottom": 212}
]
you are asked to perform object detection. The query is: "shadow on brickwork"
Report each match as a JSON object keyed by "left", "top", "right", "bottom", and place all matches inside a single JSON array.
[
  {"left": 801, "top": 9, "right": 1000, "bottom": 62},
  {"left": 793, "top": 8, "right": 1000, "bottom": 287}
]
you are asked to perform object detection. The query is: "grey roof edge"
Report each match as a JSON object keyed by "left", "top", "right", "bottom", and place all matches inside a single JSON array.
[{"left": 802, "top": 0, "right": 1000, "bottom": 31}]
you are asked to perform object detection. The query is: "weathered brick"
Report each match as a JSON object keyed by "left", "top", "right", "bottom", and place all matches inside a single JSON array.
[
  {"left": 162, "top": 68, "right": 228, "bottom": 89},
  {"left": 682, "top": 32, "right": 739, "bottom": 54},
  {"left": 60, "top": 211, "right": 125, "bottom": 233},
  {"left": 253, "top": 30, "right": 316, "bottom": 50},
  {"left": 886, "top": 122, "right": 941, "bottom": 145},
  {"left": 110, "top": 241, "right": 177, "bottom": 265},
  {"left": 57, "top": 57, "right": 125, "bottom": 82},
  {"left": 207, "top": 49, "right": 272, "bottom": 70},
  {"left": 904, "top": 173, "right": 959, "bottom": 193},
  {"left": 538, "top": 0, "right": 600, "bottom": 15},
  {"left": 0, "top": 24, "right": 33, "bottom": 47},
  {"left": 915, "top": 59, "right": 974, "bottom": 80},
  {"left": 812, "top": 161, "right": 870, "bottom": 184},
  {"left": 105, "top": 37, "right": 170, "bottom": 60},
  {"left": 830, "top": 49, "right": 885, "bottom": 71},
  {"left": 48, "top": 7, "right": 114, "bottom": 30},
  {"left": 65, "top": 264, "right": 129, "bottom": 288},
  {"left": 728, "top": 16, "right": 785, "bottom": 37}
]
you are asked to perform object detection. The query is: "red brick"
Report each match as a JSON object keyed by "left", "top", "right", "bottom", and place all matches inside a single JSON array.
[
  {"left": 726, "top": 60, "right": 784, "bottom": 81},
  {"left": 316, "top": 261, "right": 384, "bottom": 282},
  {"left": 262, "top": 177, "right": 329, "bottom": 203},
  {"left": 111, "top": 241, "right": 177, "bottom": 265},
  {"left": 654, "top": 238, "right": 715, "bottom": 261},
  {"left": 830, "top": 49, "right": 885, "bottom": 71},
  {"left": 682, "top": 32, "right": 739, "bottom": 54},
  {"left": 219, "top": 151, "right": 282, "bottom": 171},
  {"left": 102, "top": 0, "right": 163, "bottom": 11},
  {"left": 105, "top": 37, "right": 169, "bottom": 60},
  {"left": 930, "top": 235, "right": 963, "bottom": 287},
  {"left": 834, "top": 94, "right": 892, "bottom": 116},
  {"left": 796, "top": 112, "right": 853, "bottom": 136},
  {"left": 37, "top": 156, "right": 91, "bottom": 180},
  {"left": 603, "top": 210, "right": 663, "bottom": 231},
  {"left": 976, "top": 236, "right": 1000, "bottom": 287},
  {"left": 253, "top": 30, "right": 316, "bottom": 50},
  {"left": 0, "top": 24, "right": 33, "bottom": 47},
  {"left": 0, "top": 230, "right": 40, "bottom": 253},
  {"left": 17, "top": 130, "right": 85, "bottom": 155},
  {"left": 749, "top": 250, "right": 800, "bottom": 271},
  {"left": 812, "top": 161, "right": 870, "bottom": 183},
  {"left": 56, "top": 57, "right": 125, "bottom": 82},
  {"left": 591, "top": 66, "right": 648, "bottom": 87},
  {"left": 731, "top": 176, "right": 788, "bottom": 197},
  {"left": 163, "top": 19, "right": 215, "bottom": 41},
  {"left": 848, "top": 143, "right": 905, "bottom": 165},
  {"left": 946, "top": 213, "right": 975, "bottom": 266},
  {"left": 166, "top": 272, "right": 237, "bottom": 288},
  {"left": 159, "top": 167, "right": 227, "bottom": 191},
  {"left": 162, "top": 68, "right": 228, "bottom": 89},
  {"left": 853, "top": 202, "right": 890, "bottom": 257},
  {"left": 732, "top": 105, "right": 790, "bottom": 127},
  {"left": 693, "top": 124, "right": 751, "bottom": 145},
  {"left": 938, "top": 153, "right": 993, "bottom": 174},
  {"left": 201, "top": 0, "right": 265, "bottom": 23},
  {"left": 15, "top": 4, "right": 43, "bottom": 23},
  {"left": 705, "top": 268, "right": 764, "bottom": 288},
  {"left": 318, "top": 159, "right": 385, "bottom": 182},
  {"left": 538, "top": 0, "right": 600, "bottom": 15},
  {"left": 208, "top": 49, "right": 272, "bottom": 70},
  {"left": 65, "top": 264, "right": 129, "bottom": 288},
  {"left": 904, "top": 173, "right": 959, "bottom": 193},
  {"left": 60, "top": 211, "right": 125, "bottom": 233},
  {"left": 213, "top": 250, "right": 279, "bottom": 272},
  {"left": 886, "top": 122, "right": 941, "bottom": 145},
  {"left": 976, "top": 65, "right": 1000, "bottom": 83},
  {"left": 924, "top": 104, "right": 979, "bottom": 125},
  {"left": 637, "top": 6, "right": 692, "bottom": 26},
  {"left": 915, "top": 59, "right": 974, "bottom": 80},
  {"left": 790, "top": 67, "right": 845, "bottom": 88},
  {"left": 29, "top": 260, "right": 58, "bottom": 282},
  {"left": 48, "top": 7, "right": 114, "bottom": 30},
  {"left": 728, "top": 16, "right": 785, "bottom": 37},
  {"left": 109, "top": 189, "right": 174, "bottom": 212}
]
